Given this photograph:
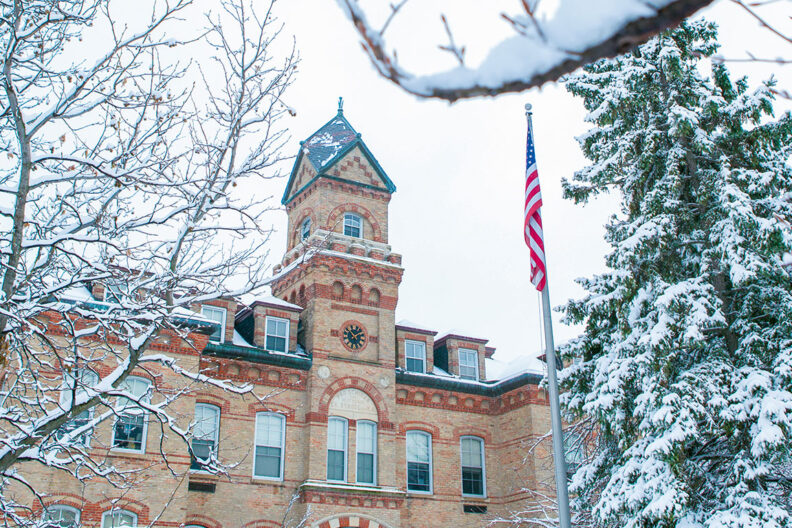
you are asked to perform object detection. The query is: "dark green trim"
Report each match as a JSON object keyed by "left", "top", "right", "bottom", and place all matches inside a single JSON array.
[
  {"left": 203, "top": 342, "right": 312, "bottom": 371},
  {"left": 395, "top": 370, "right": 542, "bottom": 397}
]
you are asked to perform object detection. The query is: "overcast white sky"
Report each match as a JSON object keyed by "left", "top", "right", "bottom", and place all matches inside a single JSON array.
[{"left": 245, "top": 0, "right": 792, "bottom": 374}]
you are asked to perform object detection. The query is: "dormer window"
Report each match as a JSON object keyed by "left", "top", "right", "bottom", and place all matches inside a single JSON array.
[
  {"left": 201, "top": 306, "right": 227, "bottom": 343},
  {"left": 343, "top": 213, "right": 362, "bottom": 238},
  {"left": 405, "top": 340, "right": 426, "bottom": 373},
  {"left": 300, "top": 217, "right": 311, "bottom": 240},
  {"left": 459, "top": 348, "right": 479, "bottom": 380}
]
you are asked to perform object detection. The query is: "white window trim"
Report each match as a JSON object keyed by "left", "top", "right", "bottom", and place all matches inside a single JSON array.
[
  {"left": 264, "top": 316, "right": 290, "bottom": 353},
  {"left": 460, "top": 435, "right": 487, "bottom": 498},
  {"left": 355, "top": 420, "right": 377, "bottom": 485},
  {"left": 191, "top": 403, "right": 220, "bottom": 472},
  {"left": 201, "top": 305, "right": 227, "bottom": 343},
  {"left": 458, "top": 348, "right": 479, "bottom": 380},
  {"left": 405, "top": 340, "right": 427, "bottom": 374},
  {"left": 406, "top": 430, "right": 433, "bottom": 494},
  {"left": 44, "top": 504, "right": 81, "bottom": 527},
  {"left": 59, "top": 368, "right": 99, "bottom": 447},
  {"left": 101, "top": 509, "right": 137, "bottom": 528},
  {"left": 327, "top": 416, "right": 348, "bottom": 483},
  {"left": 110, "top": 376, "right": 151, "bottom": 454},
  {"left": 343, "top": 212, "right": 363, "bottom": 238},
  {"left": 252, "top": 412, "right": 286, "bottom": 481},
  {"left": 300, "top": 217, "right": 311, "bottom": 240}
]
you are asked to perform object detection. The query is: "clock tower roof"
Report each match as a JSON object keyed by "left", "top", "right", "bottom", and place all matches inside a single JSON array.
[{"left": 281, "top": 101, "right": 396, "bottom": 205}]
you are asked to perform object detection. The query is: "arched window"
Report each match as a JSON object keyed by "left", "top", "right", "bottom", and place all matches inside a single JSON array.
[
  {"left": 191, "top": 403, "right": 220, "bottom": 471},
  {"left": 112, "top": 376, "right": 151, "bottom": 452},
  {"left": 43, "top": 505, "right": 80, "bottom": 528},
  {"left": 460, "top": 436, "right": 486, "bottom": 497},
  {"left": 343, "top": 213, "right": 362, "bottom": 238},
  {"left": 253, "top": 412, "right": 285, "bottom": 480},
  {"left": 350, "top": 285, "right": 362, "bottom": 303},
  {"left": 101, "top": 509, "right": 137, "bottom": 528},
  {"left": 57, "top": 368, "right": 99, "bottom": 446},
  {"left": 406, "top": 430, "right": 432, "bottom": 493},
  {"left": 332, "top": 281, "right": 344, "bottom": 300},
  {"left": 368, "top": 288, "right": 380, "bottom": 306},
  {"left": 327, "top": 417, "right": 348, "bottom": 482},
  {"left": 356, "top": 420, "right": 377, "bottom": 485},
  {"left": 300, "top": 217, "right": 311, "bottom": 240}
]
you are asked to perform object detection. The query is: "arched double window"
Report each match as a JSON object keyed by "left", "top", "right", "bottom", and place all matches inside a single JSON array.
[
  {"left": 43, "top": 505, "right": 80, "bottom": 528},
  {"left": 300, "top": 217, "right": 311, "bottom": 240}
]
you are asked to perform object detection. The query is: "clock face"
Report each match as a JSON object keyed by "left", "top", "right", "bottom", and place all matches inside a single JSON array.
[{"left": 342, "top": 324, "right": 367, "bottom": 351}]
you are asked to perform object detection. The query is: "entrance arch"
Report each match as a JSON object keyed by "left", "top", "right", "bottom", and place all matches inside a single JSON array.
[{"left": 313, "top": 514, "right": 395, "bottom": 528}]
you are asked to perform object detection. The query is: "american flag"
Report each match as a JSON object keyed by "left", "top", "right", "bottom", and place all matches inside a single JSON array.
[{"left": 524, "top": 119, "right": 546, "bottom": 291}]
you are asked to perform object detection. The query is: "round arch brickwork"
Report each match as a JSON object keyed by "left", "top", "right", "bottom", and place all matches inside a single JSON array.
[
  {"left": 325, "top": 203, "right": 383, "bottom": 242},
  {"left": 313, "top": 514, "right": 395, "bottom": 528},
  {"left": 318, "top": 376, "right": 390, "bottom": 425}
]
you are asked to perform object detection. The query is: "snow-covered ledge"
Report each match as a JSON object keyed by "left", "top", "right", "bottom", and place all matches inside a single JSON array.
[{"left": 283, "top": 229, "right": 396, "bottom": 263}]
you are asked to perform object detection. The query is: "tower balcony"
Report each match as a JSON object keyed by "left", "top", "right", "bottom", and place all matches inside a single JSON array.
[{"left": 278, "top": 229, "right": 402, "bottom": 270}]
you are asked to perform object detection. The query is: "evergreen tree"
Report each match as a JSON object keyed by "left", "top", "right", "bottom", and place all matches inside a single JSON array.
[{"left": 561, "top": 20, "right": 792, "bottom": 528}]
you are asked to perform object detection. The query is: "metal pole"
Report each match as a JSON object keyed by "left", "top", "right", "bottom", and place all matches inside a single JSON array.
[{"left": 526, "top": 103, "right": 572, "bottom": 528}]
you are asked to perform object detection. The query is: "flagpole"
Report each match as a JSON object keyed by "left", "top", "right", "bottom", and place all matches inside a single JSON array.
[{"left": 526, "top": 103, "right": 572, "bottom": 528}]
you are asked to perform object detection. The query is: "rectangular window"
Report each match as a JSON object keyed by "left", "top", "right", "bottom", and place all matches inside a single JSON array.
[
  {"left": 327, "top": 417, "right": 347, "bottom": 482},
  {"left": 191, "top": 404, "right": 220, "bottom": 470},
  {"left": 458, "top": 348, "right": 479, "bottom": 380},
  {"left": 343, "top": 213, "right": 362, "bottom": 238},
  {"left": 405, "top": 340, "right": 426, "bottom": 374},
  {"left": 111, "top": 377, "right": 150, "bottom": 452},
  {"left": 265, "top": 316, "right": 289, "bottom": 353},
  {"left": 57, "top": 368, "right": 99, "bottom": 446},
  {"left": 461, "top": 437, "right": 486, "bottom": 496},
  {"left": 406, "top": 431, "right": 432, "bottom": 493},
  {"left": 254, "top": 413, "right": 285, "bottom": 479},
  {"left": 201, "top": 306, "right": 227, "bottom": 343},
  {"left": 356, "top": 421, "right": 376, "bottom": 485}
]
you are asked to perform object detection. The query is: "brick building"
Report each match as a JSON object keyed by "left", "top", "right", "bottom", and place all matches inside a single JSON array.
[{"left": 29, "top": 105, "right": 554, "bottom": 528}]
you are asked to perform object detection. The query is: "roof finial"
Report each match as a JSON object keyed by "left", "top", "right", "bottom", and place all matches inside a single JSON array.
[{"left": 338, "top": 96, "right": 344, "bottom": 114}]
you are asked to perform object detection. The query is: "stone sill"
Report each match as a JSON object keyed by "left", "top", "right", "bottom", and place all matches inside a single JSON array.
[{"left": 300, "top": 479, "right": 405, "bottom": 498}]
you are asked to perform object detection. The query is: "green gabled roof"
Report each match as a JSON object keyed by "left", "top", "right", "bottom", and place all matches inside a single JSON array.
[{"left": 281, "top": 106, "right": 396, "bottom": 205}]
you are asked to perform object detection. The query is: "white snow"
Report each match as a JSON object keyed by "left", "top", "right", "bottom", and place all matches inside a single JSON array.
[
  {"left": 232, "top": 330, "right": 254, "bottom": 348},
  {"left": 485, "top": 355, "right": 544, "bottom": 381},
  {"left": 396, "top": 319, "right": 436, "bottom": 333}
]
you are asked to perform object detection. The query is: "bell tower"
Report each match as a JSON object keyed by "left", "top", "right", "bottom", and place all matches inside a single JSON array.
[{"left": 271, "top": 100, "right": 402, "bottom": 368}]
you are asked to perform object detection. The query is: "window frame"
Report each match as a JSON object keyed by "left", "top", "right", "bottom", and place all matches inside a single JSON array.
[
  {"left": 57, "top": 368, "right": 99, "bottom": 446},
  {"left": 253, "top": 412, "right": 286, "bottom": 481},
  {"left": 191, "top": 403, "right": 220, "bottom": 471},
  {"left": 326, "top": 416, "right": 348, "bottom": 483},
  {"left": 111, "top": 376, "right": 151, "bottom": 453},
  {"left": 343, "top": 213, "right": 363, "bottom": 238},
  {"left": 300, "top": 217, "right": 311, "bottom": 240},
  {"left": 201, "top": 305, "right": 227, "bottom": 344},
  {"left": 460, "top": 435, "right": 487, "bottom": 497},
  {"left": 458, "top": 348, "right": 479, "bottom": 380},
  {"left": 404, "top": 340, "right": 427, "bottom": 374},
  {"left": 264, "top": 316, "right": 289, "bottom": 353},
  {"left": 43, "top": 505, "right": 81, "bottom": 528},
  {"left": 355, "top": 420, "right": 377, "bottom": 485},
  {"left": 100, "top": 509, "right": 137, "bottom": 528},
  {"left": 406, "top": 430, "right": 433, "bottom": 494}
]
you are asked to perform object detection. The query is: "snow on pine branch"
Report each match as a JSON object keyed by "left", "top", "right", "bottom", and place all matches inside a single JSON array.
[{"left": 335, "top": 0, "right": 715, "bottom": 101}]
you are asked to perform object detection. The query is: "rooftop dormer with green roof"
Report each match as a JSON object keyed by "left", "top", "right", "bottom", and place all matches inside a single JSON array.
[{"left": 281, "top": 99, "right": 396, "bottom": 254}]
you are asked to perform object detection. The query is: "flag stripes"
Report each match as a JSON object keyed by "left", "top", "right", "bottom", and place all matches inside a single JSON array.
[{"left": 524, "top": 119, "right": 546, "bottom": 291}]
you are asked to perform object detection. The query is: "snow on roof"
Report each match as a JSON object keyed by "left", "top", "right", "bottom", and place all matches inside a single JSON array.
[
  {"left": 434, "top": 328, "right": 488, "bottom": 344},
  {"left": 232, "top": 330, "right": 254, "bottom": 348},
  {"left": 302, "top": 115, "right": 358, "bottom": 172},
  {"left": 396, "top": 319, "right": 437, "bottom": 334},
  {"left": 485, "top": 355, "right": 544, "bottom": 382},
  {"left": 251, "top": 294, "right": 303, "bottom": 311}
]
